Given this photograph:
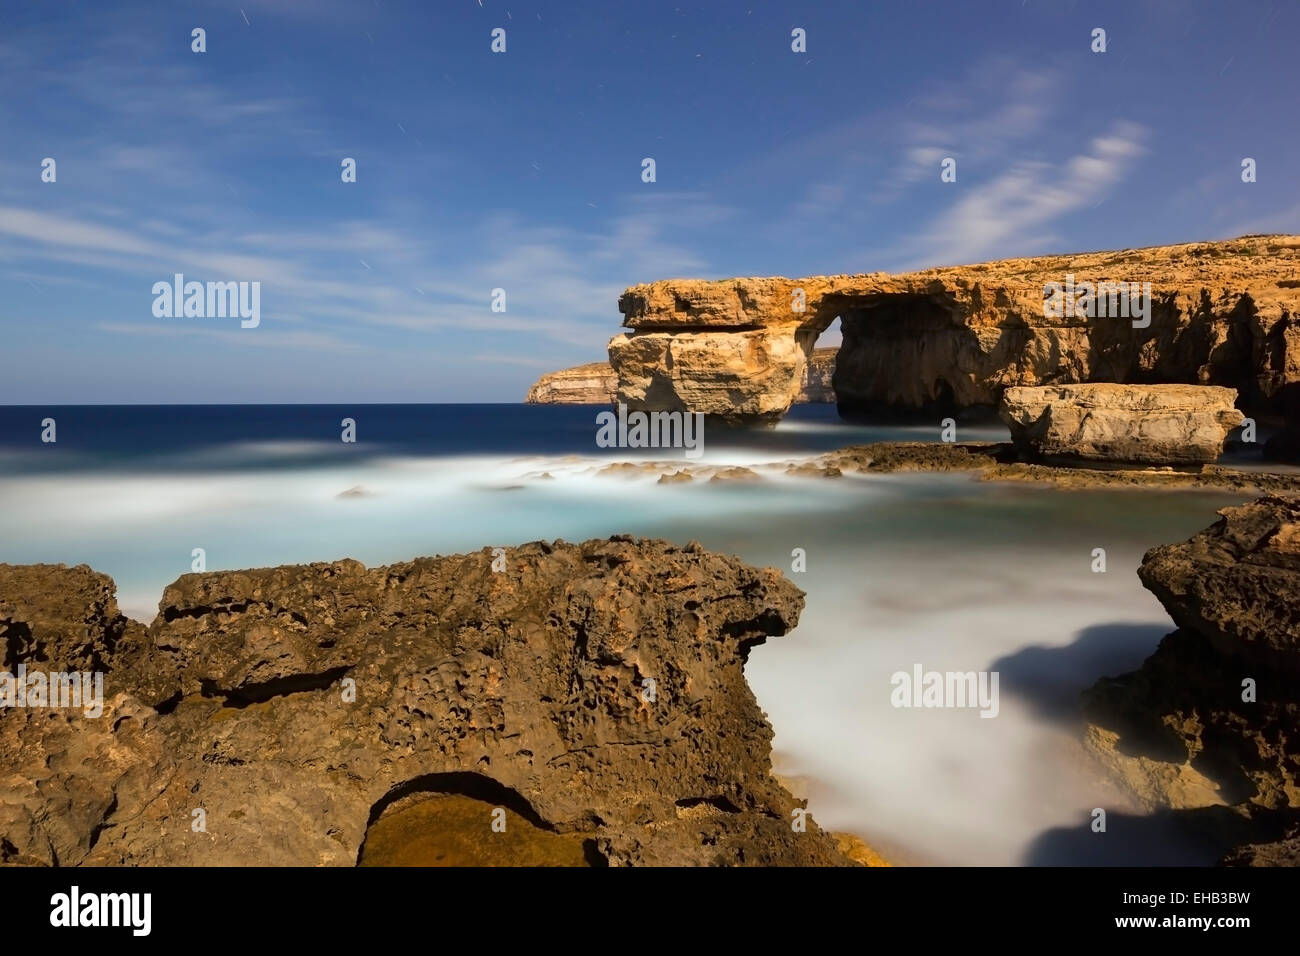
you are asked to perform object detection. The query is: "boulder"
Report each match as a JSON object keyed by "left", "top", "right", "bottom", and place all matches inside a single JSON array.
[
  {"left": 1083, "top": 495, "right": 1300, "bottom": 864},
  {"left": 998, "top": 383, "right": 1243, "bottom": 464}
]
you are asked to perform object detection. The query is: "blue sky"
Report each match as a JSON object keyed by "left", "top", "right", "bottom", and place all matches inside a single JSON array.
[{"left": 2, "top": 0, "right": 1296, "bottom": 403}]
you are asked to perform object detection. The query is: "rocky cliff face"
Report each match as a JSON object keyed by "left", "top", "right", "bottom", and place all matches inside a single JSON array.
[
  {"left": 608, "top": 236, "right": 1300, "bottom": 426},
  {"left": 525, "top": 361, "right": 618, "bottom": 404},
  {"left": 0, "top": 540, "right": 853, "bottom": 867},
  {"left": 999, "top": 384, "right": 1244, "bottom": 464},
  {"left": 528, "top": 348, "right": 838, "bottom": 406},
  {"left": 799, "top": 347, "right": 837, "bottom": 402},
  {"left": 1083, "top": 495, "right": 1300, "bottom": 864}
]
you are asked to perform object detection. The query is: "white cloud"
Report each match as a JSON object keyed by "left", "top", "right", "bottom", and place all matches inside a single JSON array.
[
  {"left": 898, "top": 121, "right": 1148, "bottom": 267},
  {"left": 0, "top": 188, "right": 718, "bottom": 355}
]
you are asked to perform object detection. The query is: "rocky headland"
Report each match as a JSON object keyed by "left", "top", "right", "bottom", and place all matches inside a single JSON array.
[
  {"left": 524, "top": 361, "right": 618, "bottom": 405},
  {"left": 527, "top": 346, "right": 839, "bottom": 405},
  {"left": 0, "top": 539, "right": 860, "bottom": 867},
  {"left": 605, "top": 236, "right": 1300, "bottom": 428}
]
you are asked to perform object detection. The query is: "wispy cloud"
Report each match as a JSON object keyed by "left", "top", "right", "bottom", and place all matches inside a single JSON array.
[
  {"left": 899, "top": 121, "right": 1148, "bottom": 267},
  {"left": 95, "top": 321, "right": 360, "bottom": 353},
  {"left": 757, "top": 60, "right": 1067, "bottom": 258},
  {"left": 0, "top": 189, "right": 719, "bottom": 357}
]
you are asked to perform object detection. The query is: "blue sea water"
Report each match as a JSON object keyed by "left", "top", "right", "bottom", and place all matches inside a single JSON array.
[
  {"left": 0, "top": 403, "right": 1251, "bottom": 865},
  {"left": 0, "top": 402, "right": 995, "bottom": 471}
]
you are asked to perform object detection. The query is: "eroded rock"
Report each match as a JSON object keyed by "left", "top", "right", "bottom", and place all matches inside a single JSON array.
[
  {"left": 528, "top": 348, "right": 838, "bottom": 407},
  {"left": 0, "top": 565, "right": 173, "bottom": 866},
  {"left": 608, "top": 326, "right": 807, "bottom": 425},
  {"left": 0, "top": 540, "right": 854, "bottom": 867},
  {"left": 1083, "top": 495, "right": 1300, "bottom": 864},
  {"left": 608, "top": 236, "right": 1300, "bottom": 425},
  {"left": 524, "top": 361, "right": 618, "bottom": 404}
]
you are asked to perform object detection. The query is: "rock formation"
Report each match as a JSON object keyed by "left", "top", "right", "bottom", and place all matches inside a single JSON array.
[
  {"left": 1083, "top": 494, "right": 1300, "bottom": 864},
  {"left": 529, "top": 349, "right": 839, "bottom": 407},
  {"left": 799, "top": 346, "right": 837, "bottom": 402},
  {"left": 607, "top": 235, "right": 1300, "bottom": 426},
  {"left": 999, "top": 384, "right": 1244, "bottom": 464},
  {"left": 0, "top": 540, "right": 854, "bottom": 867},
  {"left": 525, "top": 361, "right": 618, "bottom": 404}
]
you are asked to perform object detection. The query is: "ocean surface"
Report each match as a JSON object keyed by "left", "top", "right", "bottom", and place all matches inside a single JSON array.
[{"left": 0, "top": 403, "right": 1254, "bottom": 865}]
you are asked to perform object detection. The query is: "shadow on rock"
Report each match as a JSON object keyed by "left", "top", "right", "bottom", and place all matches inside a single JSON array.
[
  {"left": 990, "top": 621, "right": 1169, "bottom": 725},
  {"left": 1021, "top": 806, "right": 1248, "bottom": 866}
]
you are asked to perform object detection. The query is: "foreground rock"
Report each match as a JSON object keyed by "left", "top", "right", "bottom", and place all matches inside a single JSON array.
[
  {"left": 608, "top": 235, "right": 1300, "bottom": 425},
  {"left": 999, "top": 384, "right": 1244, "bottom": 464},
  {"left": 528, "top": 348, "right": 838, "bottom": 406},
  {"left": 0, "top": 540, "right": 853, "bottom": 867},
  {"left": 1083, "top": 495, "right": 1300, "bottom": 864}
]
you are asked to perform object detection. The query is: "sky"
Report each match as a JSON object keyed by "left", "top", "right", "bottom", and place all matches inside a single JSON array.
[{"left": 1, "top": 0, "right": 1296, "bottom": 403}]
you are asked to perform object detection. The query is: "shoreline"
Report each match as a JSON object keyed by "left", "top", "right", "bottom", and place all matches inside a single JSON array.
[
  {"left": 577, "top": 440, "right": 1300, "bottom": 495},
  {"left": 3, "top": 434, "right": 1295, "bottom": 866}
]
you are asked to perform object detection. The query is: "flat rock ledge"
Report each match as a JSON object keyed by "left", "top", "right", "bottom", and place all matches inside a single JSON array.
[
  {"left": 801, "top": 442, "right": 1300, "bottom": 494},
  {"left": 1082, "top": 495, "right": 1300, "bottom": 865},
  {"left": 999, "top": 384, "right": 1244, "bottom": 465},
  {"left": 0, "top": 538, "right": 855, "bottom": 867},
  {"left": 571, "top": 441, "right": 1300, "bottom": 493}
]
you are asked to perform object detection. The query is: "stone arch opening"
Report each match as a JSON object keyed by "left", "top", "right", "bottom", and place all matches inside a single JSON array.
[
  {"left": 356, "top": 771, "right": 604, "bottom": 867},
  {"left": 826, "top": 293, "right": 981, "bottom": 420},
  {"left": 932, "top": 377, "right": 956, "bottom": 410},
  {"left": 796, "top": 315, "right": 842, "bottom": 404}
]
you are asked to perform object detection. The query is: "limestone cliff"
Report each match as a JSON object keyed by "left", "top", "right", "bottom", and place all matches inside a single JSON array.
[
  {"left": 525, "top": 361, "right": 618, "bottom": 404},
  {"left": 528, "top": 348, "right": 838, "bottom": 405},
  {"left": 799, "top": 346, "right": 837, "bottom": 402},
  {"left": 0, "top": 541, "right": 853, "bottom": 867},
  {"left": 608, "top": 235, "right": 1300, "bottom": 426}
]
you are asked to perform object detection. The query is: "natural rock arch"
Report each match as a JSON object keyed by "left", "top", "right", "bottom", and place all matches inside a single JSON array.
[{"left": 606, "top": 237, "right": 1300, "bottom": 427}]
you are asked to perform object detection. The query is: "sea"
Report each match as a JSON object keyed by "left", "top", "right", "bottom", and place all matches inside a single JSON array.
[{"left": 0, "top": 403, "right": 1253, "bottom": 865}]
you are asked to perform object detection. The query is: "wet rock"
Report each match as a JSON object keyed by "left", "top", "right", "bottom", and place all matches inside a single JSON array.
[
  {"left": 657, "top": 470, "right": 693, "bottom": 484},
  {"left": 709, "top": 466, "right": 761, "bottom": 482}
]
